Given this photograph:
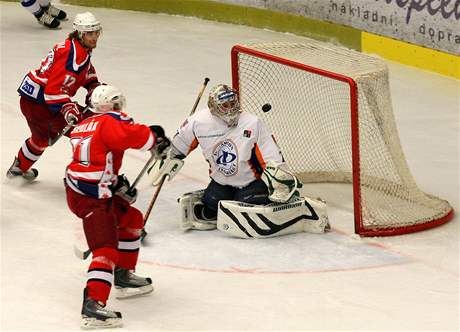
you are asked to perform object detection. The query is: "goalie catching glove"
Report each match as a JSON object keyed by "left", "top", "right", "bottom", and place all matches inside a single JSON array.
[
  {"left": 148, "top": 155, "right": 184, "bottom": 186},
  {"left": 261, "top": 161, "right": 302, "bottom": 203}
]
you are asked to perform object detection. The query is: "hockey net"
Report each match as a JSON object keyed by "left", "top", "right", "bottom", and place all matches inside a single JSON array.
[{"left": 231, "top": 41, "right": 453, "bottom": 236}]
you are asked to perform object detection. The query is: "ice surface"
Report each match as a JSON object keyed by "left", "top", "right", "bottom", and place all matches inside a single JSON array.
[{"left": 1, "top": 2, "right": 458, "bottom": 331}]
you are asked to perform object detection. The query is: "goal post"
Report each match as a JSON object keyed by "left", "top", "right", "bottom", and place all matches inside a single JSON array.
[{"left": 231, "top": 42, "right": 454, "bottom": 237}]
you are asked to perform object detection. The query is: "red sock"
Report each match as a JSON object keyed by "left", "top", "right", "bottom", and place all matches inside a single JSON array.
[
  {"left": 117, "top": 229, "right": 141, "bottom": 270},
  {"left": 86, "top": 247, "right": 118, "bottom": 304},
  {"left": 17, "top": 138, "right": 46, "bottom": 171},
  {"left": 116, "top": 205, "right": 143, "bottom": 270}
]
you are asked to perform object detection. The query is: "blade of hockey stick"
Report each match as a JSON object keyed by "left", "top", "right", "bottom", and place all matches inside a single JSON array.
[{"left": 73, "top": 244, "right": 91, "bottom": 260}]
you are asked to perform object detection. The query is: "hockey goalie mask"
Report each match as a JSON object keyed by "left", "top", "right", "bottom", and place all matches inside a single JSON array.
[
  {"left": 91, "top": 85, "right": 126, "bottom": 113},
  {"left": 208, "top": 84, "right": 241, "bottom": 127}
]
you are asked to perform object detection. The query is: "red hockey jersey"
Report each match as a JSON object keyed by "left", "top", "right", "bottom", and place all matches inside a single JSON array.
[
  {"left": 65, "top": 112, "right": 155, "bottom": 199},
  {"left": 18, "top": 38, "right": 98, "bottom": 113}
]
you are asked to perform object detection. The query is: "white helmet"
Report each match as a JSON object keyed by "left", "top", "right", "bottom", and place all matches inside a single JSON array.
[
  {"left": 91, "top": 85, "right": 126, "bottom": 113},
  {"left": 208, "top": 84, "right": 241, "bottom": 127},
  {"left": 73, "top": 12, "right": 102, "bottom": 33}
]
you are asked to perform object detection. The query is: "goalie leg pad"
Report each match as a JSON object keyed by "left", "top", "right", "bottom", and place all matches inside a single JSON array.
[
  {"left": 302, "top": 197, "right": 330, "bottom": 234},
  {"left": 217, "top": 196, "right": 330, "bottom": 239},
  {"left": 178, "top": 190, "right": 217, "bottom": 231}
]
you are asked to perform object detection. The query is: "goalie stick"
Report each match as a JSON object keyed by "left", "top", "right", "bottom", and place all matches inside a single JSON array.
[{"left": 141, "top": 77, "right": 210, "bottom": 241}]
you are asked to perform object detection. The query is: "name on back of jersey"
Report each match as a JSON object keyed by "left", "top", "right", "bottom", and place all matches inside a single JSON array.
[{"left": 72, "top": 120, "right": 99, "bottom": 134}]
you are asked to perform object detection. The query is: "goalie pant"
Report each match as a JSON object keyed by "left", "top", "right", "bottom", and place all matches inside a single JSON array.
[
  {"left": 217, "top": 197, "right": 330, "bottom": 239},
  {"left": 200, "top": 178, "right": 271, "bottom": 219}
]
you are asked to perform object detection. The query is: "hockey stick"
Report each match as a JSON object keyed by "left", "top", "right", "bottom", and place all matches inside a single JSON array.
[
  {"left": 49, "top": 106, "right": 91, "bottom": 146},
  {"left": 141, "top": 77, "right": 210, "bottom": 241}
]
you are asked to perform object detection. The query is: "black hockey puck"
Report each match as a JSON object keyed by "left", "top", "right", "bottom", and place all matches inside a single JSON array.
[{"left": 262, "top": 103, "right": 272, "bottom": 112}]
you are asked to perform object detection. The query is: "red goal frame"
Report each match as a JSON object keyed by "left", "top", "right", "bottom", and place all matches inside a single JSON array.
[{"left": 231, "top": 45, "right": 454, "bottom": 236}]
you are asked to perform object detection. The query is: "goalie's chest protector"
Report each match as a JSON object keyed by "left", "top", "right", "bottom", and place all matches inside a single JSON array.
[{"left": 178, "top": 110, "right": 282, "bottom": 188}]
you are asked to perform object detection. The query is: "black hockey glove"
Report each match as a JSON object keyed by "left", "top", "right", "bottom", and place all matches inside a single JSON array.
[
  {"left": 149, "top": 125, "right": 165, "bottom": 140},
  {"left": 150, "top": 125, "right": 171, "bottom": 159},
  {"left": 113, "top": 174, "right": 137, "bottom": 205}
]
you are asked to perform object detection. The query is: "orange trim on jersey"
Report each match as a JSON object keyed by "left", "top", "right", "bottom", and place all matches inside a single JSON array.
[{"left": 187, "top": 137, "right": 199, "bottom": 155}]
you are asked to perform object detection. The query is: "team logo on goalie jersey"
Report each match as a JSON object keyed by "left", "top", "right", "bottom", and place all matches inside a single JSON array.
[{"left": 212, "top": 139, "right": 238, "bottom": 176}]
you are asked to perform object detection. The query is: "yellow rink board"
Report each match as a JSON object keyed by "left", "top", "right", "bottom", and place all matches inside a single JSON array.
[{"left": 362, "top": 32, "right": 459, "bottom": 80}]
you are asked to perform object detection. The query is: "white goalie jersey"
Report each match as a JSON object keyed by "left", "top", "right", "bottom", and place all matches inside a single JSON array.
[{"left": 172, "top": 108, "right": 284, "bottom": 187}]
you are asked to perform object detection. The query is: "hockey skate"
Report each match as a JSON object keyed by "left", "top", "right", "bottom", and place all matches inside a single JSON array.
[
  {"left": 114, "top": 268, "right": 153, "bottom": 299},
  {"left": 81, "top": 288, "right": 122, "bottom": 330},
  {"left": 35, "top": 9, "right": 60, "bottom": 29},
  {"left": 6, "top": 158, "right": 38, "bottom": 182},
  {"left": 44, "top": 4, "right": 67, "bottom": 20}
]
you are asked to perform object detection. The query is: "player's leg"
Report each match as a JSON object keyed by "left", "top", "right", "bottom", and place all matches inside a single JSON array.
[
  {"left": 234, "top": 179, "right": 271, "bottom": 205},
  {"left": 37, "top": 0, "right": 67, "bottom": 20},
  {"left": 7, "top": 97, "right": 68, "bottom": 181},
  {"left": 113, "top": 197, "right": 153, "bottom": 299},
  {"left": 65, "top": 187, "right": 122, "bottom": 329},
  {"left": 7, "top": 98, "right": 50, "bottom": 180},
  {"left": 201, "top": 179, "right": 235, "bottom": 218},
  {"left": 20, "top": 0, "right": 60, "bottom": 29}
]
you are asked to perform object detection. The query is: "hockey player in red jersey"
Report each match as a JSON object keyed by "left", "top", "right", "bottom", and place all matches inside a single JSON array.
[
  {"left": 65, "top": 84, "right": 170, "bottom": 329},
  {"left": 7, "top": 12, "right": 103, "bottom": 181},
  {"left": 20, "top": 0, "right": 67, "bottom": 29}
]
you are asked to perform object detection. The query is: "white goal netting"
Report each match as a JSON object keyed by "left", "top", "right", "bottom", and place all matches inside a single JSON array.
[{"left": 231, "top": 41, "right": 453, "bottom": 236}]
